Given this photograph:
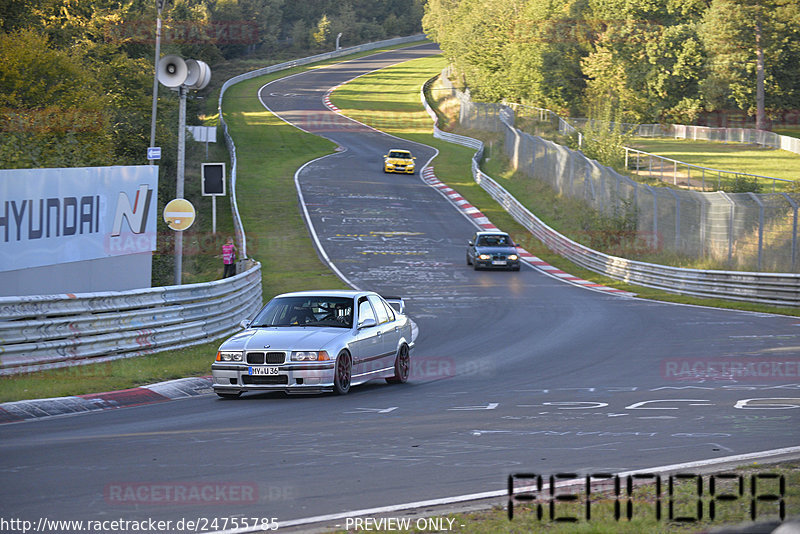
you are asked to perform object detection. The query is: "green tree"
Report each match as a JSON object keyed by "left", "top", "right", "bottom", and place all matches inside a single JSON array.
[
  {"left": 702, "top": 0, "right": 800, "bottom": 129},
  {"left": 312, "top": 13, "right": 331, "bottom": 47},
  {"left": 0, "top": 28, "right": 112, "bottom": 168}
]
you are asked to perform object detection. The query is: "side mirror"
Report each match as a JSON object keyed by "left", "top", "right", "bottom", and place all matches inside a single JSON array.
[
  {"left": 358, "top": 318, "right": 377, "bottom": 329},
  {"left": 468, "top": 241, "right": 474, "bottom": 246},
  {"left": 240, "top": 319, "right": 252, "bottom": 329}
]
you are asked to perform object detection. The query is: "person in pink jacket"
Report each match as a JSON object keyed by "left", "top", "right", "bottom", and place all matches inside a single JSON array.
[{"left": 222, "top": 237, "right": 237, "bottom": 278}]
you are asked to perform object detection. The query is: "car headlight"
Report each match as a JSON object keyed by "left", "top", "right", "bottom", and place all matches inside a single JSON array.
[
  {"left": 478, "top": 254, "right": 491, "bottom": 260},
  {"left": 508, "top": 254, "right": 519, "bottom": 260},
  {"left": 216, "top": 351, "right": 243, "bottom": 362},
  {"left": 291, "top": 351, "right": 330, "bottom": 361}
]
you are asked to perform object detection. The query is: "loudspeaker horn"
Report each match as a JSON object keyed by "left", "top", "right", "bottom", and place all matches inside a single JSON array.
[
  {"left": 185, "top": 59, "right": 211, "bottom": 90},
  {"left": 157, "top": 55, "right": 188, "bottom": 88}
]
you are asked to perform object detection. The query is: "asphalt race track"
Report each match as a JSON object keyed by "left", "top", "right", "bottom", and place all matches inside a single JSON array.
[{"left": 2, "top": 43, "right": 799, "bottom": 532}]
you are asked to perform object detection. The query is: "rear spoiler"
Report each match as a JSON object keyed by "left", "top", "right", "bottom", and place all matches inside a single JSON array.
[{"left": 382, "top": 296, "right": 406, "bottom": 315}]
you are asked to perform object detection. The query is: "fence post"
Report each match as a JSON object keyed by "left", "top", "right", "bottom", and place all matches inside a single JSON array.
[
  {"left": 721, "top": 192, "right": 735, "bottom": 266},
  {"left": 782, "top": 193, "right": 799, "bottom": 271},
  {"left": 666, "top": 188, "right": 681, "bottom": 251},
  {"left": 748, "top": 192, "right": 765, "bottom": 271},
  {"left": 569, "top": 149, "right": 575, "bottom": 196},
  {"left": 700, "top": 196, "right": 707, "bottom": 258},
  {"left": 673, "top": 160, "right": 678, "bottom": 186},
  {"left": 646, "top": 185, "right": 659, "bottom": 250}
]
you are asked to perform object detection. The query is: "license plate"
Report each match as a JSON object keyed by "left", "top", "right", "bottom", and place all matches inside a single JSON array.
[
  {"left": 249, "top": 366, "right": 279, "bottom": 376},
  {"left": 492, "top": 260, "right": 507, "bottom": 265}
]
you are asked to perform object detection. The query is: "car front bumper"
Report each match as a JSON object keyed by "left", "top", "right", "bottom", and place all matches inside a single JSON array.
[
  {"left": 212, "top": 362, "right": 337, "bottom": 394},
  {"left": 474, "top": 259, "right": 521, "bottom": 270},
  {"left": 384, "top": 164, "right": 415, "bottom": 174}
]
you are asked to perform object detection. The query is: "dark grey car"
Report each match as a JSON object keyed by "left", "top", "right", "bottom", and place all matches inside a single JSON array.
[{"left": 466, "top": 231, "right": 521, "bottom": 271}]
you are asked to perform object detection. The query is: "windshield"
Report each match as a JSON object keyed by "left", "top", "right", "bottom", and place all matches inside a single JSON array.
[
  {"left": 389, "top": 151, "right": 410, "bottom": 158},
  {"left": 477, "top": 234, "right": 511, "bottom": 246},
  {"left": 250, "top": 296, "right": 354, "bottom": 328}
]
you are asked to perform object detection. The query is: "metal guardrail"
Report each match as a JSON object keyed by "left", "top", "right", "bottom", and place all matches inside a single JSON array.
[
  {"left": 422, "top": 78, "right": 800, "bottom": 307},
  {"left": 0, "top": 262, "right": 262, "bottom": 375},
  {"left": 0, "top": 35, "right": 428, "bottom": 377}
]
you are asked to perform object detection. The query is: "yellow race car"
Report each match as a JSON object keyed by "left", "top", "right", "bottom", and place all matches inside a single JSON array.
[{"left": 383, "top": 149, "right": 416, "bottom": 174}]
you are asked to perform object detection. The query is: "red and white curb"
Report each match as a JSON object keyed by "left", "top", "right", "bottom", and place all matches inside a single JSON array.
[
  {"left": 322, "top": 90, "right": 341, "bottom": 113},
  {"left": 421, "top": 167, "right": 636, "bottom": 297},
  {"left": 0, "top": 377, "right": 213, "bottom": 424},
  {"left": 326, "top": 80, "right": 633, "bottom": 297}
]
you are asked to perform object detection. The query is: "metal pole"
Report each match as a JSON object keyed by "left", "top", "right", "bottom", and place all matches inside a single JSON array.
[
  {"left": 666, "top": 188, "right": 681, "bottom": 250},
  {"left": 149, "top": 1, "right": 164, "bottom": 165},
  {"left": 174, "top": 85, "right": 186, "bottom": 285},
  {"left": 647, "top": 185, "right": 659, "bottom": 250},
  {"left": 721, "top": 192, "right": 735, "bottom": 265},
  {"left": 212, "top": 195, "right": 217, "bottom": 234},
  {"left": 781, "top": 193, "right": 798, "bottom": 271},
  {"left": 748, "top": 192, "right": 764, "bottom": 271}
]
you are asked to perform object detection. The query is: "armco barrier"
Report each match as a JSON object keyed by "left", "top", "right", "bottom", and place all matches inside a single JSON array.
[
  {"left": 0, "top": 37, "right": 428, "bottom": 376},
  {"left": 0, "top": 262, "right": 262, "bottom": 375},
  {"left": 422, "top": 78, "right": 800, "bottom": 307}
]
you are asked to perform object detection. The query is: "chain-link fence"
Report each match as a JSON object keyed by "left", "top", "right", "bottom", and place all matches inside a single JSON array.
[{"left": 447, "top": 81, "right": 800, "bottom": 273}]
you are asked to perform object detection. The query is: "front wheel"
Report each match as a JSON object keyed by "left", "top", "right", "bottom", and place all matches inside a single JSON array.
[
  {"left": 386, "top": 344, "right": 410, "bottom": 384},
  {"left": 333, "top": 351, "right": 352, "bottom": 395}
]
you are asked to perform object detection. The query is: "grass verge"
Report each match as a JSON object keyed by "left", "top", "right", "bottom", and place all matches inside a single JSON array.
[
  {"left": 0, "top": 42, "right": 425, "bottom": 403},
  {"left": 628, "top": 137, "right": 800, "bottom": 189},
  {"left": 329, "top": 55, "right": 800, "bottom": 317}
]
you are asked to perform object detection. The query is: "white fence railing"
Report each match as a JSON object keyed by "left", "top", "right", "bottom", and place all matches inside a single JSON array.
[
  {"left": 422, "top": 79, "right": 800, "bottom": 307},
  {"left": 0, "top": 262, "right": 262, "bottom": 375},
  {"left": 513, "top": 105, "right": 797, "bottom": 191},
  {"left": 630, "top": 123, "right": 800, "bottom": 156}
]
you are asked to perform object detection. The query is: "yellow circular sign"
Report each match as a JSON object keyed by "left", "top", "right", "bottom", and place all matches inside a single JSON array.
[{"left": 163, "top": 198, "right": 196, "bottom": 231}]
